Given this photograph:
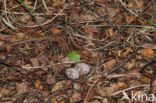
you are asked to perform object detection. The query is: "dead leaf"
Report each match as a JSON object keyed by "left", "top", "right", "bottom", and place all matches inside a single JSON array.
[
  {"left": 20, "top": 14, "right": 31, "bottom": 23},
  {"left": 127, "top": 14, "right": 135, "bottom": 24},
  {"left": 70, "top": 92, "right": 81, "bottom": 102},
  {"left": 141, "top": 43, "right": 156, "bottom": 49},
  {"left": 46, "top": 73, "right": 56, "bottom": 84},
  {"left": 6, "top": 45, "right": 13, "bottom": 53},
  {"left": 51, "top": 82, "right": 62, "bottom": 92},
  {"left": 126, "top": 59, "right": 135, "bottom": 69},
  {"left": 0, "top": 53, "right": 6, "bottom": 60},
  {"left": 0, "top": 34, "right": 9, "bottom": 41},
  {"left": 24, "top": 0, "right": 32, "bottom": 6},
  {"left": 51, "top": 97, "right": 58, "bottom": 103},
  {"left": 16, "top": 32, "right": 26, "bottom": 41},
  {"left": 97, "top": 83, "right": 117, "bottom": 96},
  {"left": 142, "top": 48, "right": 155, "bottom": 59},
  {"left": 29, "top": 58, "right": 39, "bottom": 67},
  {"left": 53, "top": 0, "right": 65, "bottom": 6},
  {"left": 103, "top": 59, "right": 116, "bottom": 70},
  {"left": 35, "top": 80, "right": 43, "bottom": 90},
  {"left": 108, "top": 28, "right": 115, "bottom": 37},
  {"left": 117, "top": 82, "right": 127, "bottom": 88},
  {"left": 122, "top": 47, "right": 132, "bottom": 57},
  {"left": 16, "top": 82, "right": 28, "bottom": 94},
  {"left": 52, "top": 28, "right": 61, "bottom": 34},
  {"left": 35, "top": 70, "right": 45, "bottom": 76},
  {"left": 102, "top": 98, "right": 109, "bottom": 103},
  {"left": 38, "top": 55, "right": 49, "bottom": 66}
]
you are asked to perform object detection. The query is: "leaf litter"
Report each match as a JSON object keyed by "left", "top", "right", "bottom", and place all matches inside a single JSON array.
[{"left": 0, "top": 0, "right": 156, "bottom": 103}]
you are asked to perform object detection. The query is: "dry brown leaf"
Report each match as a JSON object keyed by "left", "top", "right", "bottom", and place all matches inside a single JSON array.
[
  {"left": 51, "top": 28, "right": 61, "bottom": 34},
  {"left": 117, "top": 82, "right": 127, "bottom": 88},
  {"left": 107, "top": 7, "right": 116, "bottom": 18},
  {"left": 6, "top": 45, "right": 13, "bottom": 53},
  {"left": 142, "top": 48, "right": 155, "bottom": 59},
  {"left": 35, "top": 80, "right": 43, "bottom": 90},
  {"left": 51, "top": 97, "right": 58, "bottom": 103},
  {"left": 108, "top": 28, "right": 115, "bottom": 37},
  {"left": 0, "top": 34, "right": 9, "bottom": 41},
  {"left": 46, "top": 73, "right": 56, "bottom": 84},
  {"left": 97, "top": 83, "right": 117, "bottom": 96},
  {"left": 103, "top": 59, "right": 116, "bottom": 70},
  {"left": 16, "top": 82, "right": 28, "bottom": 94},
  {"left": 53, "top": 0, "right": 65, "bottom": 6},
  {"left": 24, "top": 0, "right": 32, "bottom": 6},
  {"left": 16, "top": 32, "right": 26, "bottom": 41},
  {"left": 70, "top": 92, "right": 81, "bottom": 102},
  {"left": 35, "top": 70, "right": 45, "bottom": 76},
  {"left": 126, "top": 59, "right": 135, "bottom": 69},
  {"left": 127, "top": 14, "right": 135, "bottom": 24},
  {"left": 102, "top": 98, "right": 109, "bottom": 103},
  {"left": 141, "top": 43, "right": 156, "bottom": 49},
  {"left": 38, "top": 55, "right": 49, "bottom": 66},
  {"left": 122, "top": 47, "right": 132, "bottom": 57},
  {"left": 29, "top": 58, "right": 39, "bottom": 67}
]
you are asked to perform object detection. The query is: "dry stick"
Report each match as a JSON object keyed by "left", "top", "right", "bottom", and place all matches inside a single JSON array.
[
  {"left": 15, "top": 4, "right": 68, "bottom": 28},
  {"left": 103, "top": 53, "right": 136, "bottom": 78},
  {"left": 110, "top": 84, "right": 150, "bottom": 96},
  {"left": 149, "top": 2, "right": 155, "bottom": 103},
  {"left": 84, "top": 58, "right": 101, "bottom": 103},
  {"left": 22, "top": 61, "right": 83, "bottom": 69},
  {"left": 151, "top": 0, "right": 155, "bottom": 23},
  {"left": 92, "top": 27, "right": 126, "bottom": 51},
  {"left": 42, "top": 0, "right": 49, "bottom": 12},
  {"left": 0, "top": 59, "right": 39, "bottom": 95}
]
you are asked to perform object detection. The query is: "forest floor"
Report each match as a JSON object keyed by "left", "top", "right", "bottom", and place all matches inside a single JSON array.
[{"left": 0, "top": 0, "right": 156, "bottom": 103}]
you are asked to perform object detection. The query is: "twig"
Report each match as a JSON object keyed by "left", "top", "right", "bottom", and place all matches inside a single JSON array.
[
  {"left": 110, "top": 84, "right": 149, "bottom": 96},
  {"left": 0, "top": 84, "right": 7, "bottom": 98},
  {"left": 42, "top": 0, "right": 49, "bottom": 12},
  {"left": 15, "top": 4, "right": 68, "bottom": 28},
  {"left": 22, "top": 61, "right": 84, "bottom": 69},
  {"left": 151, "top": 0, "right": 155, "bottom": 23},
  {"left": 103, "top": 53, "right": 136, "bottom": 77}
]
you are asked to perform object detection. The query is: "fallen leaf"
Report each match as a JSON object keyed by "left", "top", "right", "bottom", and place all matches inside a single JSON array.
[
  {"left": 53, "top": 0, "right": 65, "bottom": 6},
  {"left": 35, "top": 80, "right": 43, "bottom": 90},
  {"left": 51, "top": 82, "right": 62, "bottom": 92},
  {"left": 127, "top": 14, "right": 135, "bottom": 24},
  {"left": 117, "top": 82, "right": 127, "bottom": 88},
  {"left": 38, "top": 55, "right": 49, "bottom": 66},
  {"left": 102, "top": 98, "right": 109, "bottom": 103},
  {"left": 29, "top": 58, "right": 39, "bottom": 67},
  {"left": 46, "top": 73, "right": 56, "bottom": 84},
  {"left": 70, "top": 92, "right": 81, "bottom": 102},
  {"left": 51, "top": 28, "right": 61, "bottom": 34},
  {"left": 142, "top": 48, "right": 155, "bottom": 59},
  {"left": 97, "top": 83, "right": 117, "bottom": 96},
  {"left": 141, "top": 43, "right": 156, "bottom": 49},
  {"left": 122, "top": 47, "right": 132, "bottom": 57},
  {"left": 16, "top": 82, "right": 28, "bottom": 94},
  {"left": 51, "top": 97, "right": 58, "bottom": 103},
  {"left": 0, "top": 34, "right": 9, "bottom": 41},
  {"left": 103, "top": 59, "right": 116, "bottom": 70},
  {"left": 24, "top": 0, "right": 32, "bottom": 6},
  {"left": 16, "top": 32, "right": 26, "bottom": 41},
  {"left": 6, "top": 45, "right": 13, "bottom": 53},
  {"left": 108, "top": 28, "right": 115, "bottom": 37}
]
